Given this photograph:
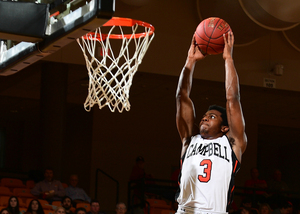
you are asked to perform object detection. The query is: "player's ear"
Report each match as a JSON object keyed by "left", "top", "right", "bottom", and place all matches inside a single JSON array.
[{"left": 221, "top": 125, "right": 229, "bottom": 134}]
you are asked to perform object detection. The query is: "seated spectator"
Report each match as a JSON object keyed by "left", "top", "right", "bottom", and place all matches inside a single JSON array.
[
  {"left": 61, "top": 196, "right": 74, "bottom": 214},
  {"left": 245, "top": 168, "right": 268, "bottom": 193},
  {"left": 55, "top": 207, "right": 66, "bottom": 214},
  {"left": 233, "top": 197, "right": 259, "bottom": 214},
  {"left": 7, "top": 196, "right": 21, "bottom": 214},
  {"left": 244, "top": 168, "right": 268, "bottom": 205},
  {"left": 88, "top": 200, "right": 105, "bottom": 214},
  {"left": 268, "top": 169, "right": 289, "bottom": 193},
  {"left": 271, "top": 200, "right": 292, "bottom": 214},
  {"left": 30, "top": 167, "right": 65, "bottom": 202},
  {"left": 129, "top": 156, "right": 155, "bottom": 210},
  {"left": 241, "top": 207, "right": 253, "bottom": 214},
  {"left": 130, "top": 156, "right": 153, "bottom": 182},
  {"left": 259, "top": 203, "right": 272, "bottom": 214},
  {"left": 65, "top": 175, "right": 91, "bottom": 205},
  {"left": 26, "top": 199, "right": 45, "bottom": 214},
  {"left": 115, "top": 203, "right": 126, "bottom": 214},
  {"left": 75, "top": 208, "right": 86, "bottom": 214},
  {"left": 0, "top": 208, "right": 10, "bottom": 214}
]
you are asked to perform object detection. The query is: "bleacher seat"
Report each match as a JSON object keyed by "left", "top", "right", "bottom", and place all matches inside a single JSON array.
[
  {"left": 0, "top": 196, "right": 10, "bottom": 207},
  {"left": 19, "top": 207, "right": 27, "bottom": 214},
  {"left": 144, "top": 199, "right": 172, "bottom": 214},
  {"left": 13, "top": 188, "right": 35, "bottom": 199},
  {"left": 161, "top": 210, "right": 175, "bottom": 214},
  {"left": 38, "top": 199, "right": 54, "bottom": 210},
  {"left": 76, "top": 202, "right": 90, "bottom": 212},
  {"left": 26, "top": 180, "right": 35, "bottom": 189},
  {"left": 0, "top": 178, "right": 26, "bottom": 189},
  {"left": 44, "top": 210, "right": 55, "bottom": 214},
  {"left": 0, "top": 186, "right": 13, "bottom": 196},
  {"left": 51, "top": 201, "right": 62, "bottom": 207},
  {"left": 17, "top": 197, "right": 27, "bottom": 208}
]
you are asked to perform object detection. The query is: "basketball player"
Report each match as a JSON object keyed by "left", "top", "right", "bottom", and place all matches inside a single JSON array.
[{"left": 175, "top": 31, "right": 247, "bottom": 213}]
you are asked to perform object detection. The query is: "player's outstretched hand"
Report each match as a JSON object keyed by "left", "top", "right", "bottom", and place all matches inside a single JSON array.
[
  {"left": 223, "top": 31, "right": 234, "bottom": 60},
  {"left": 188, "top": 36, "right": 206, "bottom": 62}
]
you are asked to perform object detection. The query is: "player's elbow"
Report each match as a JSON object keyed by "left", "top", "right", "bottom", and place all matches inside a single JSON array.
[{"left": 241, "top": 134, "right": 247, "bottom": 153}]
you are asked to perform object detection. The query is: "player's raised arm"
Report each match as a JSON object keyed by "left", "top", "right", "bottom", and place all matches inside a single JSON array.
[
  {"left": 176, "top": 37, "right": 205, "bottom": 155},
  {"left": 223, "top": 31, "right": 247, "bottom": 163}
]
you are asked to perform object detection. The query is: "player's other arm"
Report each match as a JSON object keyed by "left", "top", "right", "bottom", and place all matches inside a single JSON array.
[
  {"left": 176, "top": 37, "right": 205, "bottom": 157},
  {"left": 223, "top": 32, "right": 247, "bottom": 163}
]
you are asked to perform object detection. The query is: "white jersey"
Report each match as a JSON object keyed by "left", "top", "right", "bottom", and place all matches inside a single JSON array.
[{"left": 176, "top": 134, "right": 240, "bottom": 213}]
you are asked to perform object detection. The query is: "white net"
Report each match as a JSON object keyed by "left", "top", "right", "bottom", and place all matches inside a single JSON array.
[{"left": 76, "top": 19, "right": 155, "bottom": 112}]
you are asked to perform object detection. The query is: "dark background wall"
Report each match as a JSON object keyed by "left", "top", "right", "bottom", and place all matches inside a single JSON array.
[{"left": 1, "top": 0, "right": 300, "bottom": 212}]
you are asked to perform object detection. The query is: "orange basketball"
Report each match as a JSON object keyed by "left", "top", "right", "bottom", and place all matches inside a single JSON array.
[{"left": 194, "top": 17, "right": 231, "bottom": 55}]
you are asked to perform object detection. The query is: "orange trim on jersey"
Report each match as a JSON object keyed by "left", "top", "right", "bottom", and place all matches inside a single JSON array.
[
  {"left": 231, "top": 185, "right": 235, "bottom": 193},
  {"left": 233, "top": 160, "right": 238, "bottom": 173},
  {"left": 228, "top": 185, "right": 235, "bottom": 205}
]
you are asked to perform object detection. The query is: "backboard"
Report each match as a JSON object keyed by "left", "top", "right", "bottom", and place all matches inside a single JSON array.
[{"left": 0, "top": 0, "right": 115, "bottom": 76}]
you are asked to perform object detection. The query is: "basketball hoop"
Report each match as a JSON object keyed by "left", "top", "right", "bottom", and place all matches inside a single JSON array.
[{"left": 77, "top": 17, "right": 155, "bottom": 112}]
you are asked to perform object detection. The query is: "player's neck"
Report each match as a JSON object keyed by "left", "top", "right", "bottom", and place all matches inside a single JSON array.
[{"left": 201, "top": 132, "right": 224, "bottom": 140}]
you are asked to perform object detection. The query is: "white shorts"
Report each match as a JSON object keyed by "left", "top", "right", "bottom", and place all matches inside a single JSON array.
[{"left": 176, "top": 205, "right": 228, "bottom": 214}]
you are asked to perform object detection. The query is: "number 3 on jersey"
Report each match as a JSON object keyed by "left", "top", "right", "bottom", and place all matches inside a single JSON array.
[{"left": 198, "top": 159, "right": 212, "bottom": 182}]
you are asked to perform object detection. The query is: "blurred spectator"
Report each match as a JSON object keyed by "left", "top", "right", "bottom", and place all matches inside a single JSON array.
[
  {"left": 232, "top": 197, "right": 259, "bottom": 214},
  {"left": 259, "top": 203, "right": 272, "bottom": 214},
  {"left": 245, "top": 168, "right": 268, "bottom": 193},
  {"left": 129, "top": 156, "right": 150, "bottom": 212},
  {"left": 268, "top": 170, "right": 289, "bottom": 193},
  {"left": 271, "top": 200, "right": 292, "bottom": 214},
  {"left": 75, "top": 208, "right": 86, "bottom": 214},
  {"left": 61, "top": 196, "right": 74, "bottom": 214},
  {"left": 7, "top": 196, "right": 21, "bottom": 214},
  {"left": 244, "top": 168, "right": 268, "bottom": 205},
  {"left": 54, "top": 207, "right": 66, "bottom": 214},
  {"left": 241, "top": 207, "right": 253, "bottom": 214},
  {"left": 0, "top": 208, "right": 10, "bottom": 214},
  {"left": 115, "top": 202, "right": 126, "bottom": 214},
  {"left": 31, "top": 167, "right": 65, "bottom": 202},
  {"left": 130, "top": 156, "right": 153, "bottom": 182},
  {"left": 65, "top": 175, "right": 91, "bottom": 205},
  {"left": 26, "top": 199, "right": 45, "bottom": 214},
  {"left": 88, "top": 200, "right": 105, "bottom": 214}
]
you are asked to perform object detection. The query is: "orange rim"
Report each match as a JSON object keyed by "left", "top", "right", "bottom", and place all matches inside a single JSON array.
[{"left": 83, "top": 17, "right": 155, "bottom": 40}]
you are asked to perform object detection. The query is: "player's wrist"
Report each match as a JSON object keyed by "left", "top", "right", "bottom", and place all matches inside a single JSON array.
[{"left": 224, "top": 57, "right": 233, "bottom": 62}]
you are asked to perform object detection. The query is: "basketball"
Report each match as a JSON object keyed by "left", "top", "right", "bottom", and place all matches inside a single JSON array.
[{"left": 194, "top": 17, "right": 231, "bottom": 55}]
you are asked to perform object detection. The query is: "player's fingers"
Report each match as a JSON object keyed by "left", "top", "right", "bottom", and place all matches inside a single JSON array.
[
  {"left": 223, "top": 34, "right": 228, "bottom": 46},
  {"left": 230, "top": 31, "right": 234, "bottom": 45}
]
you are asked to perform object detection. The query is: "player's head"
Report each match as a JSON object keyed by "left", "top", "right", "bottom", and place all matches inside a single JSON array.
[
  {"left": 199, "top": 105, "right": 229, "bottom": 138},
  {"left": 207, "top": 105, "right": 228, "bottom": 126}
]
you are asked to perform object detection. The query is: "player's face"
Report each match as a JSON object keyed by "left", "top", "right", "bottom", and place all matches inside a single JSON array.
[{"left": 199, "top": 110, "right": 224, "bottom": 139}]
